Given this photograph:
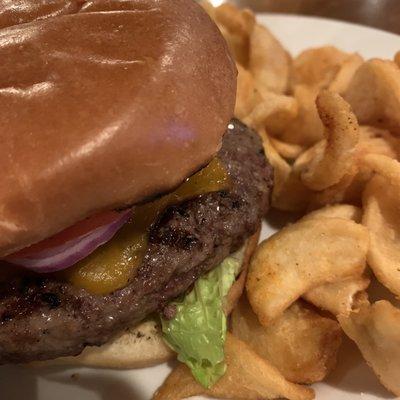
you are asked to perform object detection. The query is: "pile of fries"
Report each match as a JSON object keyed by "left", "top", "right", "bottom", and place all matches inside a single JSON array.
[{"left": 154, "top": 3, "right": 400, "bottom": 399}]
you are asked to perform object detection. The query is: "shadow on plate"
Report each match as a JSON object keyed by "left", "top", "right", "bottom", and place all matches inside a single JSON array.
[
  {"left": 45, "top": 368, "right": 144, "bottom": 400},
  {"left": 368, "top": 277, "right": 400, "bottom": 308},
  {"left": 325, "top": 335, "right": 393, "bottom": 399},
  {"left": 265, "top": 209, "right": 303, "bottom": 230},
  {"left": 0, "top": 364, "right": 145, "bottom": 400},
  {"left": 0, "top": 365, "right": 39, "bottom": 400}
]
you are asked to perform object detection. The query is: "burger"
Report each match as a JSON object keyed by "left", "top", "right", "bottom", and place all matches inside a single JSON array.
[{"left": 0, "top": 0, "right": 273, "bottom": 388}]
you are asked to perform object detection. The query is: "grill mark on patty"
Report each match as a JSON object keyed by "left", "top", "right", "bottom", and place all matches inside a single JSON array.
[{"left": 0, "top": 119, "right": 273, "bottom": 364}]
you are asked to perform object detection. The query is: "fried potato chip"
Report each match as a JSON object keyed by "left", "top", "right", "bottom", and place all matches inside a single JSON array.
[
  {"left": 235, "top": 63, "right": 257, "bottom": 119},
  {"left": 249, "top": 23, "right": 291, "bottom": 94},
  {"left": 261, "top": 93, "right": 298, "bottom": 135},
  {"left": 328, "top": 53, "right": 364, "bottom": 95},
  {"left": 288, "top": 113, "right": 358, "bottom": 209},
  {"left": 153, "top": 333, "right": 315, "bottom": 400},
  {"left": 214, "top": 3, "right": 255, "bottom": 38},
  {"left": 308, "top": 127, "right": 399, "bottom": 208},
  {"left": 269, "top": 137, "right": 304, "bottom": 160},
  {"left": 292, "top": 139, "right": 326, "bottom": 172},
  {"left": 201, "top": 2, "right": 255, "bottom": 67},
  {"left": 290, "top": 46, "right": 354, "bottom": 90},
  {"left": 362, "top": 172, "right": 400, "bottom": 297},
  {"left": 199, "top": 1, "right": 216, "bottom": 18},
  {"left": 362, "top": 153, "right": 400, "bottom": 183},
  {"left": 260, "top": 129, "right": 291, "bottom": 193},
  {"left": 344, "top": 59, "right": 400, "bottom": 135},
  {"left": 272, "top": 170, "right": 312, "bottom": 212},
  {"left": 213, "top": 4, "right": 255, "bottom": 66},
  {"left": 243, "top": 91, "right": 297, "bottom": 132},
  {"left": 231, "top": 297, "right": 342, "bottom": 384},
  {"left": 358, "top": 125, "right": 399, "bottom": 159},
  {"left": 308, "top": 171, "right": 359, "bottom": 209},
  {"left": 328, "top": 126, "right": 400, "bottom": 205},
  {"left": 301, "top": 204, "right": 362, "bottom": 223},
  {"left": 299, "top": 130, "right": 393, "bottom": 210},
  {"left": 260, "top": 131, "right": 312, "bottom": 211},
  {"left": 280, "top": 85, "right": 324, "bottom": 146},
  {"left": 395, "top": 51, "right": 400, "bottom": 68},
  {"left": 246, "top": 218, "right": 368, "bottom": 324},
  {"left": 269, "top": 141, "right": 325, "bottom": 211},
  {"left": 303, "top": 276, "right": 370, "bottom": 316},
  {"left": 299, "top": 91, "right": 359, "bottom": 191},
  {"left": 274, "top": 140, "right": 364, "bottom": 211},
  {"left": 153, "top": 363, "right": 204, "bottom": 400},
  {"left": 338, "top": 299, "right": 400, "bottom": 396}
]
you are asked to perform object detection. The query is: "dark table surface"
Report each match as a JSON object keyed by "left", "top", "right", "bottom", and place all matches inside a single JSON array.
[{"left": 226, "top": 0, "right": 400, "bottom": 35}]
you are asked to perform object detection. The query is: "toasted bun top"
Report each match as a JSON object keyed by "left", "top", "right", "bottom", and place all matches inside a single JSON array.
[{"left": 0, "top": 0, "right": 236, "bottom": 256}]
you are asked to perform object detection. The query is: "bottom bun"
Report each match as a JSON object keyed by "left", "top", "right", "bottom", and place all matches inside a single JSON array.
[{"left": 33, "top": 228, "right": 260, "bottom": 369}]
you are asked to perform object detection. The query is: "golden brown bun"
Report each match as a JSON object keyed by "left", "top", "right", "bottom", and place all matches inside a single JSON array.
[
  {"left": 33, "top": 229, "right": 260, "bottom": 369},
  {"left": 0, "top": 0, "right": 236, "bottom": 257}
]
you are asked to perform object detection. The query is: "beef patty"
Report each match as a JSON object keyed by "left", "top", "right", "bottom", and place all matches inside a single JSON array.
[{"left": 0, "top": 119, "right": 273, "bottom": 364}]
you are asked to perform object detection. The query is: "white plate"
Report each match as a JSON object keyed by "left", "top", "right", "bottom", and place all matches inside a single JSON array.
[{"left": 2, "top": 14, "right": 400, "bottom": 400}]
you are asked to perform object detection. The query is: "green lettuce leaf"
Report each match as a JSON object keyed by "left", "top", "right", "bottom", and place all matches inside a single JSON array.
[{"left": 161, "top": 249, "right": 244, "bottom": 388}]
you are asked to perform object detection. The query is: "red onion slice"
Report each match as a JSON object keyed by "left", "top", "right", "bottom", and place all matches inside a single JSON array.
[{"left": 5, "top": 209, "right": 131, "bottom": 273}]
